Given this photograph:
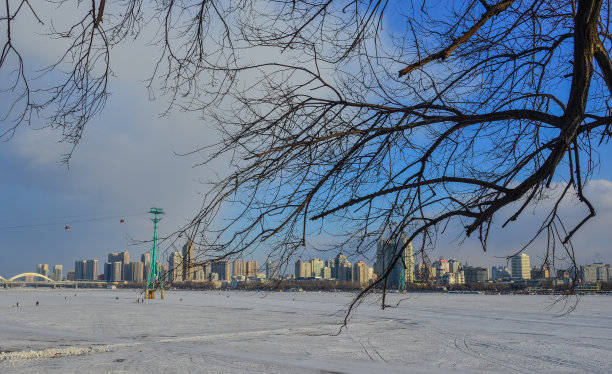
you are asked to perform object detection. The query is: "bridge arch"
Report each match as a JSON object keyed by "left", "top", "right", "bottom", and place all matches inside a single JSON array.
[{"left": 6, "top": 273, "right": 55, "bottom": 282}]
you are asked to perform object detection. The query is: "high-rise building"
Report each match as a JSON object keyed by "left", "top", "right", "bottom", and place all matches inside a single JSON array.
[
  {"left": 75, "top": 260, "right": 87, "bottom": 280},
  {"left": 108, "top": 251, "right": 130, "bottom": 264},
  {"left": 86, "top": 260, "right": 98, "bottom": 280},
  {"left": 123, "top": 263, "right": 131, "bottom": 281},
  {"left": 104, "top": 262, "right": 112, "bottom": 281},
  {"left": 463, "top": 266, "right": 489, "bottom": 283},
  {"left": 580, "top": 263, "right": 611, "bottom": 283},
  {"left": 211, "top": 260, "right": 230, "bottom": 281},
  {"left": 66, "top": 270, "right": 75, "bottom": 281},
  {"left": 491, "top": 266, "right": 511, "bottom": 280},
  {"left": 440, "top": 271, "right": 465, "bottom": 285},
  {"left": 52, "top": 265, "right": 63, "bottom": 282},
  {"left": 491, "top": 266, "right": 504, "bottom": 280},
  {"left": 108, "top": 252, "right": 130, "bottom": 281},
  {"left": 311, "top": 258, "right": 324, "bottom": 278},
  {"left": 352, "top": 261, "right": 370, "bottom": 284},
  {"left": 511, "top": 254, "right": 531, "bottom": 280},
  {"left": 193, "top": 267, "right": 205, "bottom": 281},
  {"left": 337, "top": 262, "right": 352, "bottom": 282},
  {"left": 158, "top": 263, "right": 168, "bottom": 280},
  {"left": 169, "top": 252, "right": 184, "bottom": 282},
  {"left": 581, "top": 265, "right": 597, "bottom": 283},
  {"left": 246, "top": 260, "right": 258, "bottom": 278},
  {"left": 122, "top": 262, "right": 131, "bottom": 281},
  {"left": 557, "top": 269, "right": 571, "bottom": 279},
  {"left": 596, "top": 263, "right": 609, "bottom": 282},
  {"left": 432, "top": 258, "right": 450, "bottom": 278},
  {"left": 295, "top": 260, "right": 307, "bottom": 278},
  {"left": 111, "top": 261, "right": 123, "bottom": 282},
  {"left": 233, "top": 259, "right": 245, "bottom": 277},
  {"left": 304, "top": 262, "right": 312, "bottom": 278},
  {"left": 334, "top": 253, "right": 349, "bottom": 281},
  {"left": 141, "top": 253, "right": 151, "bottom": 280},
  {"left": 375, "top": 238, "right": 414, "bottom": 287},
  {"left": 265, "top": 261, "right": 278, "bottom": 279},
  {"left": 130, "top": 261, "right": 145, "bottom": 282},
  {"left": 294, "top": 260, "right": 301, "bottom": 278},
  {"left": 182, "top": 240, "right": 195, "bottom": 281},
  {"left": 414, "top": 263, "right": 435, "bottom": 281},
  {"left": 321, "top": 267, "right": 332, "bottom": 279},
  {"left": 448, "top": 259, "right": 461, "bottom": 273},
  {"left": 36, "top": 264, "right": 49, "bottom": 277},
  {"left": 530, "top": 266, "right": 550, "bottom": 280},
  {"left": 203, "top": 262, "right": 211, "bottom": 280}
]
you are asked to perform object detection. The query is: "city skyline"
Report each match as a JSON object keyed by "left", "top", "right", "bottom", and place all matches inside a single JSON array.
[
  {"left": 5, "top": 207, "right": 612, "bottom": 278},
  {"left": 9, "top": 240, "right": 612, "bottom": 287}
]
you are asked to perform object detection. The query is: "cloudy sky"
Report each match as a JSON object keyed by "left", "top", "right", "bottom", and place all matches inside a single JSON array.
[
  {"left": 1, "top": 3, "right": 612, "bottom": 278},
  {"left": 0, "top": 8, "right": 224, "bottom": 276},
  {"left": 0, "top": 62, "right": 221, "bottom": 276}
]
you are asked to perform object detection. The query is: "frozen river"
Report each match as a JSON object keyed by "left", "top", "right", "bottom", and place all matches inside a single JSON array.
[{"left": 0, "top": 289, "right": 610, "bottom": 373}]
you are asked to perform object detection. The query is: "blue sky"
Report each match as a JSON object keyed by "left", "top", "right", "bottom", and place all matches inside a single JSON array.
[{"left": 1, "top": 2, "right": 612, "bottom": 278}]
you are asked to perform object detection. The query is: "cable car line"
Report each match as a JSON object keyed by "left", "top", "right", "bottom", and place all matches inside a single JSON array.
[
  {"left": 0, "top": 211, "right": 147, "bottom": 231},
  {"left": 0, "top": 208, "right": 146, "bottom": 225}
]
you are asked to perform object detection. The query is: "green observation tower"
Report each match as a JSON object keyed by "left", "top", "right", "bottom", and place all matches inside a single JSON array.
[{"left": 145, "top": 207, "right": 165, "bottom": 299}]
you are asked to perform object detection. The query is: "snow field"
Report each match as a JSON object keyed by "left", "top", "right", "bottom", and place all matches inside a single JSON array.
[{"left": 0, "top": 289, "right": 610, "bottom": 373}]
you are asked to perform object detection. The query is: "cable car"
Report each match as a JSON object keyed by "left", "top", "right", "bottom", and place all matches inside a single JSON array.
[
  {"left": 65, "top": 225, "right": 70, "bottom": 231},
  {"left": 120, "top": 218, "right": 125, "bottom": 224}
]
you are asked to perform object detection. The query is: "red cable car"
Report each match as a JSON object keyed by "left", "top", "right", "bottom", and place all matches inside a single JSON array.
[
  {"left": 65, "top": 225, "right": 70, "bottom": 231},
  {"left": 120, "top": 218, "right": 125, "bottom": 224}
]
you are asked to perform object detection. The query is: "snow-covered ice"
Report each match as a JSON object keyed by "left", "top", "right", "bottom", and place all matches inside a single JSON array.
[{"left": 1, "top": 289, "right": 610, "bottom": 373}]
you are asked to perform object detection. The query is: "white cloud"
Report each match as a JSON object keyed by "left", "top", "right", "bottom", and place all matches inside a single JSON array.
[{"left": 431, "top": 179, "right": 612, "bottom": 268}]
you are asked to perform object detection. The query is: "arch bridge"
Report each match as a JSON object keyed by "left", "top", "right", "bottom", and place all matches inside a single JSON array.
[{"left": 1, "top": 273, "right": 56, "bottom": 283}]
